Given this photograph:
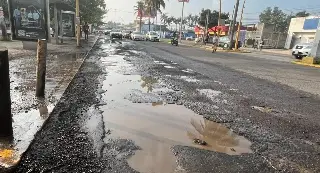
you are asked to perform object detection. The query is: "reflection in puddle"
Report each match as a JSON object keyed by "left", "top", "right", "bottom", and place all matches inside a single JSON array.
[
  {"left": 99, "top": 52, "right": 252, "bottom": 173},
  {"left": 0, "top": 138, "right": 19, "bottom": 168},
  {"left": 0, "top": 102, "right": 54, "bottom": 168}
]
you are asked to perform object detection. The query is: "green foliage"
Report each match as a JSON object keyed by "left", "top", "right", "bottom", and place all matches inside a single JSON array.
[
  {"left": 259, "top": 7, "right": 311, "bottom": 32},
  {"left": 259, "top": 7, "right": 287, "bottom": 32},
  {"left": 198, "top": 9, "right": 229, "bottom": 28},
  {"left": 186, "top": 14, "right": 199, "bottom": 28},
  {"left": 65, "top": 0, "right": 107, "bottom": 24},
  {"left": 295, "top": 11, "right": 310, "bottom": 17}
]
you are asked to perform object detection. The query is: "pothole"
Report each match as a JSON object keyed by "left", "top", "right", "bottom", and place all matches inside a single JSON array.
[{"left": 96, "top": 50, "right": 252, "bottom": 173}]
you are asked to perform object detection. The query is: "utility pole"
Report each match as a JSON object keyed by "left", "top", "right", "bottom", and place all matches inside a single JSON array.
[
  {"left": 228, "top": 0, "right": 240, "bottom": 50},
  {"left": 235, "top": 0, "right": 246, "bottom": 50},
  {"left": 205, "top": 10, "right": 209, "bottom": 32},
  {"left": 218, "top": 0, "right": 222, "bottom": 26},
  {"left": 76, "top": 0, "right": 80, "bottom": 47},
  {"left": 179, "top": 1, "right": 185, "bottom": 43},
  {"left": 228, "top": 5, "right": 235, "bottom": 37}
]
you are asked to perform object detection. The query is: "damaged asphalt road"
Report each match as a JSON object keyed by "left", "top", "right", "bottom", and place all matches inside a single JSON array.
[{"left": 10, "top": 38, "right": 320, "bottom": 173}]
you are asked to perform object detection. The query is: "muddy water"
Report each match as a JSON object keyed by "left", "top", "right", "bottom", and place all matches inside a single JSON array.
[{"left": 99, "top": 48, "right": 252, "bottom": 173}]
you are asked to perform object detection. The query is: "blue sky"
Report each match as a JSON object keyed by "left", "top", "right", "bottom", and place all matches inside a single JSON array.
[{"left": 104, "top": 0, "right": 320, "bottom": 24}]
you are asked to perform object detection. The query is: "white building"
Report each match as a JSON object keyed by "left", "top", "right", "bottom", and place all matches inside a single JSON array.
[{"left": 285, "top": 16, "right": 320, "bottom": 49}]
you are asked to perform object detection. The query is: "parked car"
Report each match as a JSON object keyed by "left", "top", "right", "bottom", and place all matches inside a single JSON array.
[
  {"left": 104, "top": 30, "right": 111, "bottom": 35},
  {"left": 122, "top": 31, "right": 131, "bottom": 39},
  {"left": 219, "top": 36, "right": 241, "bottom": 49},
  {"left": 110, "top": 30, "right": 122, "bottom": 39},
  {"left": 131, "top": 31, "right": 145, "bottom": 41},
  {"left": 146, "top": 31, "right": 159, "bottom": 42},
  {"left": 291, "top": 43, "right": 313, "bottom": 59}
]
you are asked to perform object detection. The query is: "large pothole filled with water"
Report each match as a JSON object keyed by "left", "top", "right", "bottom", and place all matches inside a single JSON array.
[{"left": 94, "top": 43, "right": 253, "bottom": 173}]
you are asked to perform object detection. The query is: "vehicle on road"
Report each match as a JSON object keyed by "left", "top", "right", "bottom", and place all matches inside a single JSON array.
[
  {"left": 291, "top": 43, "right": 313, "bottom": 59},
  {"left": 110, "top": 30, "right": 122, "bottom": 40},
  {"left": 146, "top": 31, "right": 159, "bottom": 42},
  {"left": 131, "top": 32, "right": 145, "bottom": 41},
  {"left": 171, "top": 37, "right": 178, "bottom": 46}
]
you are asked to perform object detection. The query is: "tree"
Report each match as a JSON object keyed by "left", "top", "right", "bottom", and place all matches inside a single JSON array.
[
  {"left": 193, "top": 15, "right": 199, "bottom": 26},
  {"left": 160, "top": 13, "right": 168, "bottom": 26},
  {"left": 134, "top": 1, "right": 145, "bottom": 32},
  {"left": 144, "top": 0, "right": 166, "bottom": 31},
  {"left": 66, "top": 0, "right": 107, "bottom": 24},
  {"left": 173, "top": 18, "right": 180, "bottom": 31},
  {"left": 295, "top": 11, "right": 310, "bottom": 17},
  {"left": 198, "top": 9, "right": 229, "bottom": 28},
  {"left": 259, "top": 7, "right": 287, "bottom": 32},
  {"left": 167, "top": 16, "right": 175, "bottom": 30},
  {"left": 186, "top": 14, "right": 193, "bottom": 28}
]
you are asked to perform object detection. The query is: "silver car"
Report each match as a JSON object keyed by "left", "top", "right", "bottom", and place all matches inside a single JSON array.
[
  {"left": 131, "top": 32, "right": 145, "bottom": 41},
  {"left": 292, "top": 43, "right": 313, "bottom": 59}
]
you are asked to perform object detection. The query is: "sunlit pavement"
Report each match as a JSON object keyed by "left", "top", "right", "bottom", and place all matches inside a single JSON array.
[{"left": 8, "top": 37, "right": 320, "bottom": 173}]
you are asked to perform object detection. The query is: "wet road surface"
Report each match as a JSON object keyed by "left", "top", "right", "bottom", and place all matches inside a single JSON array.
[
  {"left": 0, "top": 38, "right": 96, "bottom": 169},
  {"left": 11, "top": 38, "right": 320, "bottom": 173}
]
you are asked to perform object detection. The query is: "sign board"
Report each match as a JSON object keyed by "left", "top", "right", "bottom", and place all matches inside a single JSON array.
[
  {"left": 60, "top": 11, "right": 75, "bottom": 37},
  {"left": 0, "top": 7, "right": 4, "bottom": 19},
  {"left": 178, "top": 0, "right": 189, "bottom": 2},
  {"left": 8, "top": 0, "right": 48, "bottom": 41}
]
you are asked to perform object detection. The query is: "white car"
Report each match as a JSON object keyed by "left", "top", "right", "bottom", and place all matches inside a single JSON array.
[
  {"left": 292, "top": 43, "right": 313, "bottom": 59},
  {"left": 146, "top": 31, "right": 159, "bottom": 42},
  {"left": 131, "top": 31, "right": 145, "bottom": 41}
]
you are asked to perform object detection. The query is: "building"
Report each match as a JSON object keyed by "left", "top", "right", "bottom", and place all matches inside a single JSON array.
[
  {"left": 285, "top": 16, "right": 320, "bottom": 49},
  {"left": 245, "top": 23, "right": 287, "bottom": 48}
]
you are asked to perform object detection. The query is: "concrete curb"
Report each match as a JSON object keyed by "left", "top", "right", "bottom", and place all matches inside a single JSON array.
[
  {"left": 292, "top": 61, "right": 320, "bottom": 68},
  {"left": 0, "top": 36, "right": 100, "bottom": 172}
]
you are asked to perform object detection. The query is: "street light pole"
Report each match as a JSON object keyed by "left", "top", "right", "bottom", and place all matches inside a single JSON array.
[
  {"left": 235, "top": 0, "right": 246, "bottom": 50},
  {"left": 76, "top": 0, "right": 80, "bottom": 47},
  {"left": 179, "top": 1, "right": 185, "bottom": 43},
  {"left": 228, "top": 0, "right": 240, "bottom": 50},
  {"left": 218, "top": 0, "right": 221, "bottom": 26}
]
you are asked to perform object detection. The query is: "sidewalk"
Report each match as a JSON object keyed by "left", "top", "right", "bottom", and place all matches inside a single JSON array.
[
  {"left": 161, "top": 39, "right": 293, "bottom": 56},
  {"left": 241, "top": 47, "right": 291, "bottom": 56},
  {"left": 0, "top": 35, "right": 99, "bottom": 170}
]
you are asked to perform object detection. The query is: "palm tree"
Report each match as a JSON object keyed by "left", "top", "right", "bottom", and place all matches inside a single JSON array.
[
  {"left": 144, "top": 0, "right": 166, "bottom": 31},
  {"left": 134, "top": 1, "right": 145, "bottom": 32},
  {"left": 167, "top": 16, "right": 175, "bottom": 30},
  {"left": 161, "top": 13, "right": 168, "bottom": 26},
  {"left": 193, "top": 15, "right": 200, "bottom": 26},
  {"left": 186, "top": 14, "right": 193, "bottom": 28},
  {"left": 174, "top": 18, "right": 180, "bottom": 31}
]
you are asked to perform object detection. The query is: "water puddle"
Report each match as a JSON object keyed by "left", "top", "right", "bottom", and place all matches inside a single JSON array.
[
  {"left": 164, "top": 65, "right": 175, "bottom": 69},
  {"left": 154, "top": 61, "right": 167, "bottom": 65},
  {"left": 198, "top": 89, "right": 222, "bottom": 98},
  {"left": 180, "top": 76, "right": 199, "bottom": 83},
  {"left": 0, "top": 101, "right": 54, "bottom": 168},
  {"left": 181, "top": 69, "right": 194, "bottom": 73},
  {"left": 98, "top": 51, "right": 252, "bottom": 173}
]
